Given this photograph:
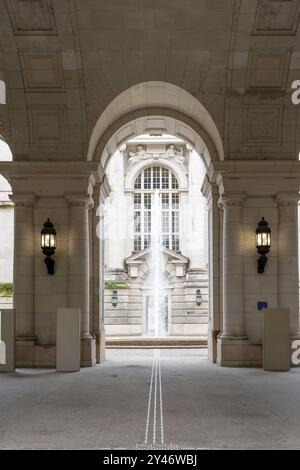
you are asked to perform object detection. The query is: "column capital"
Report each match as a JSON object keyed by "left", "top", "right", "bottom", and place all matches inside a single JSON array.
[
  {"left": 65, "top": 193, "right": 92, "bottom": 208},
  {"left": 186, "top": 143, "right": 194, "bottom": 153},
  {"left": 119, "top": 143, "right": 127, "bottom": 152},
  {"left": 202, "top": 177, "right": 219, "bottom": 209},
  {"left": 9, "top": 193, "right": 35, "bottom": 207},
  {"left": 218, "top": 192, "right": 246, "bottom": 209},
  {"left": 99, "top": 175, "right": 111, "bottom": 203},
  {"left": 276, "top": 192, "right": 300, "bottom": 207}
]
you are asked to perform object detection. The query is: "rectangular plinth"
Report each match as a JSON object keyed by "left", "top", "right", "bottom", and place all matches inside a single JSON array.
[
  {"left": 56, "top": 308, "right": 81, "bottom": 372},
  {"left": 263, "top": 308, "right": 290, "bottom": 371},
  {"left": 0, "top": 309, "right": 15, "bottom": 372}
]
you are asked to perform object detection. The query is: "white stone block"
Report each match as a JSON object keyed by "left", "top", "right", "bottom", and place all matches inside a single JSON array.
[
  {"left": 263, "top": 308, "right": 290, "bottom": 372},
  {"left": 0, "top": 309, "right": 15, "bottom": 372},
  {"left": 56, "top": 308, "right": 81, "bottom": 372}
]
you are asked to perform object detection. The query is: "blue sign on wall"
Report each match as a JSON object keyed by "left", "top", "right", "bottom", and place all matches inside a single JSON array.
[{"left": 257, "top": 301, "right": 268, "bottom": 311}]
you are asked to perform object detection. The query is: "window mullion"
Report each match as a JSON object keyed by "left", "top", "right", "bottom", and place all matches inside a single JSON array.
[
  {"left": 169, "top": 191, "right": 172, "bottom": 250},
  {"left": 141, "top": 192, "right": 145, "bottom": 250}
]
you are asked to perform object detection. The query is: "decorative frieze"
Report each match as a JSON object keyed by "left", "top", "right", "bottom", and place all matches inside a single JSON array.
[{"left": 128, "top": 144, "right": 185, "bottom": 166}]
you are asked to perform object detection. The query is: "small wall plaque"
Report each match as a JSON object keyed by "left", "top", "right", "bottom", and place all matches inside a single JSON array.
[{"left": 257, "top": 301, "right": 268, "bottom": 311}]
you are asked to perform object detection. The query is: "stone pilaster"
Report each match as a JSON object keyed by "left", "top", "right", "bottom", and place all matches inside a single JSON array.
[
  {"left": 217, "top": 193, "right": 252, "bottom": 366},
  {"left": 65, "top": 194, "right": 96, "bottom": 367},
  {"left": 10, "top": 194, "right": 36, "bottom": 344},
  {"left": 219, "top": 194, "right": 247, "bottom": 339},
  {"left": 202, "top": 178, "right": 221, "bottom": 363},
  {"left": 9, "top": 194, "right": 37, "bottom": 367}
]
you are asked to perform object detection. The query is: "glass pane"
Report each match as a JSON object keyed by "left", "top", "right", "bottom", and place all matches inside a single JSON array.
[
  {"left": 144, "top": 168, "right": 151, "bottom": 189},
  {"left": 172, "top": 235, "right": 180, "bottom": 251},
  {"left": 153, "top": 166, "right": 160, "bottom": 189},
  {"left": 161, "top": 193, "right": 169, "bottom": 209},
  {"left": 144, "top": 211, "right": 151, "bottom": 233},
  {"left": 172, "top": 193, "right": 179, "bottom": 209},
  {"left": 134, "top": 235, "right": 141, "bottom": 251},
  {"left": 162, "top": 235, "right": 169, "bottom": 249},
  {"left": 162, "top": 212, "right": 169, "bottom": 233},
  {"left": 134, "top": 193, "right": 141, "bottom": 209},
  {"left": 172, "top": 173, "right": 179, "bottom": 189},
  {"left": 144, "top": 193, "right": 151, "bottom": 209},
  {"left": 144, "top": 235, "right": 151, "bottom": 249},
  {"left": 134, "top": 173, "right": 141, "bottom": 189},
  {"left": 172, "top": 211, "right": 179, "bottom": 233},
  {"left": 162, "top": 168, "right": 169, "bottom": 189},
  {"left": 134, "top": 212, "right": 141, "bottom": 232}
]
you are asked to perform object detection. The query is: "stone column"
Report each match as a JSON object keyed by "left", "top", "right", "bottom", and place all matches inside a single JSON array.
[
  {"left": 202, "top": 178, "right": 221, "bottom": 363},
  {"left": 10, "top": 194, "right": 36, "bottom": 346},
  {"left": 91, "top": 183, "right": 106, "bottom": 364},
  {"left": 276, "top": 193, "right": 300, "bottom": 339},
  {"left": 219, "top": 194, "right": 247, "bottom": 340},
  {"left": 66, "top": 194, "right": 96, "bottom": 367}
]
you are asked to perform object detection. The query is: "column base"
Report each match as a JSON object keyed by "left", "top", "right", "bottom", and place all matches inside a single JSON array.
[
  {"left": 16, "top": 343, "right": 56, "bottom": 368},
  {"left": 81, "top": 337, "right": 96, "bottom": 367},
  {"left": 16, "top": 335, "right": 37, "bottom": 346},
  {"left": 95, "top": 330, "right": 106, "bottom": 364},
  {"left": 16, "top": 338, "right": 97, "bottom": 368},
  {"left": 217, "top": 337, "right": 263, "bottom": 367}
]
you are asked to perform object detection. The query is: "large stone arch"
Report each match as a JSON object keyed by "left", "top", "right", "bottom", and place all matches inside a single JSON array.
[
  {"left": 87, "top": 82, "right": 224, "bottom": 168},
  {"left": 90, "top": 83, "right": 222, "bottom": 363}
]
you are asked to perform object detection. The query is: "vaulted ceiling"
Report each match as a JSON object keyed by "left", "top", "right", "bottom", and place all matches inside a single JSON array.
[{"left": 0, "top": 0, "right": 300, "bottom": 163}]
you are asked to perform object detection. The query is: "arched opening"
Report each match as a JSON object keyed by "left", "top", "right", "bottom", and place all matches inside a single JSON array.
[
  {"left": 88, "top": 81, "right": 224, "bottom": 167},
  {"left": 102, "top": 133, "right": 209, "bottom": 346},
  {"left": 0, "top": 138, "right": 14, "bottom": 309},
  {"left": 87, "top": 82, "right": 223, "bottom": 359}
]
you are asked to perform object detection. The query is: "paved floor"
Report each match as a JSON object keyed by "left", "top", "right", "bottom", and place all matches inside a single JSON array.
[{"left": 1, "top": 349, "right": 300, "bottom": 449}]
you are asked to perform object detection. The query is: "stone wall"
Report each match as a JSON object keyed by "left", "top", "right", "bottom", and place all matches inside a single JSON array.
[{"left": 104, "top": 260, "right": 209, "bottom": 337}]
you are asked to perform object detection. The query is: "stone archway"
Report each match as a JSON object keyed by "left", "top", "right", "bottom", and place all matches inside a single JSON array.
[
  {"left": 88, "top": 82, "right": 224, "bottom": 363},
  {"left": 88, "top": 81, "right": 224, "bottom": 167}
]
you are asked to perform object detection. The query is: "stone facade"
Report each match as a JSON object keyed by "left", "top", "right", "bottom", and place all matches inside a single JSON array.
[{"left": 103, "top": 136, "right": 208, "bottom": 337}]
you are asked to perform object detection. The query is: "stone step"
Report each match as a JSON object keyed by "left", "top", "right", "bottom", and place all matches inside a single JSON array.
[{"left": 106, "top": 336, "right": 208, "bottom": 349}]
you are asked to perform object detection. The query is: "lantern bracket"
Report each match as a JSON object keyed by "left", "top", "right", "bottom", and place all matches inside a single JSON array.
[
  {"left": 256, "top": 217, "right": 271, "bottom": 274},
  {"left": 257, "top": 253, "right": 268, "bottom": 274},
  {"left": 44, "top": 256, "right": 55, "bottom": 275}
]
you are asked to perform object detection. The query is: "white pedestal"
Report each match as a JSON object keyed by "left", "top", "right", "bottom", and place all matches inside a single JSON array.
[
  {"left": 0, "top": 309, "right": 15, "bottom": 372},
  {"left": 56, "top": 308, "right": 81, "bottom": 372},
  {"left": 263, "top": 308, "right": 290, "bottom": 371}
]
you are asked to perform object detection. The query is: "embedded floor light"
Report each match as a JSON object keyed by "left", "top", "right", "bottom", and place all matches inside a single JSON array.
[
  {"left": 256, "top": 217, "right": 271, "bottom": 274},
  {"left": 41, "top": 218, "right": 57, "bottom": 275},
  {"left": 196, "top": 289, "right": 203, "bottom": 306},
  {"left": 112, "top": 290, "right": 118, "bottom": 308}
]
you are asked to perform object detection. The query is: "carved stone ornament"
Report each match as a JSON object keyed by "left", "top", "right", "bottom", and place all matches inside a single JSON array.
[{"left": 128, "top": 145, "right": 147, "bottom": 164}]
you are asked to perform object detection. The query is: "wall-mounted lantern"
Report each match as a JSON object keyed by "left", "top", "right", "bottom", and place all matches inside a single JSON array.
[
  {"left": 256, "top": 217, "right": 271, "bottom": 274},
  {"left": 112, "top": 290, "right": 118, "bottom": 308},
  {"left": 196, "top": 289, "right": 203, "bottom": 306},
  {"left": 41, "top": 219, "right": 56, "bottom": 275}
]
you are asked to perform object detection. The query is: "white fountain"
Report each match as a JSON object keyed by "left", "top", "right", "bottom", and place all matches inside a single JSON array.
[{"left": 148, "top": 191, "right": 167, "bottom": 337}]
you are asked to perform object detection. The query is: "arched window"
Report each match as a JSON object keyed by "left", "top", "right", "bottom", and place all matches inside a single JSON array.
[{"left": 133, "top": 166, "right": 180, "bottom": 252}]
